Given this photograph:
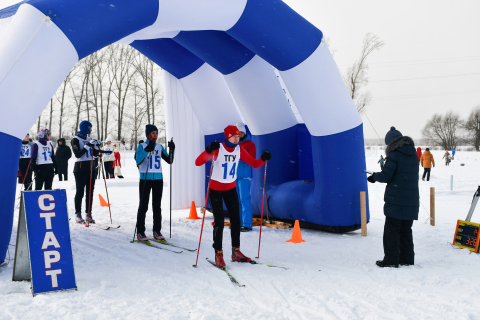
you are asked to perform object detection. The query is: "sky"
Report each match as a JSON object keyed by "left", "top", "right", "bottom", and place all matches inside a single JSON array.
[{"left": 1, "top": 0, "right": 479, "bottom": 139}]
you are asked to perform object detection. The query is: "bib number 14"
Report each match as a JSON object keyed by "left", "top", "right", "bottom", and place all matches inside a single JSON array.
[{"left": 222, "top": 162, "right": 236, "bottom": 180}]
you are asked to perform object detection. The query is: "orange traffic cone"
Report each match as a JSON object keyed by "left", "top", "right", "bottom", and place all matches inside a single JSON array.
[
  {"left": 99, "top": 194, "right": 110, "bottom": 207},
  {"left": 186, "top": 201, "right": 201, "bottom": 219},
  {"left": 286, "top": 220, "right": 305, "bottom": 243}
]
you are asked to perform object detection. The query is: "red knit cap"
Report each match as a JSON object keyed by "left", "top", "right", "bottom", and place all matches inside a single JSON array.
[{"left": 224, "top": 125, "right": 240, "bottom": 139}]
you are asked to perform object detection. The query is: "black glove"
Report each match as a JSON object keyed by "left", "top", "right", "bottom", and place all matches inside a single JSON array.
[
  {"left": 367, "top": 175, "right": 375, "bottom": 183},
  {"left": 54, "top": 166, "right": 58, "bottom": 175},
  {"left": 206, "top": 141, "right": 220, "bottom": 154},
  {"left": 168, "top": 140, "right": 175, "bottom": 153},
  {"left": 93, "top": 148, "right": 100, "bottom": 157},
  {"left": 261, "top": 150, "right": 272, "bottom": 161},
  {"left": 85, "top": 142, "right": 94, "bottom": 148},
  {"left": 144, "top": 139, "right": 156, "bottom": 152},
  {"left": 30, "top": 162, "right": 38, "bottom": 175}
]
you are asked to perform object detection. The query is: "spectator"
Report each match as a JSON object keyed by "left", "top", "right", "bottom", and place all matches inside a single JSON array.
[
  {"left": 378, "top": 155, "right": 385, "bottom": 170},
  {"left": 416, "top": 147, "right": 422, "bottom": 161},
  {"left": 420, "top": 148, "right": 435, "bottom": 181},
  {"left": 55, "top": 138, "right": 72, "bottom": 181}
]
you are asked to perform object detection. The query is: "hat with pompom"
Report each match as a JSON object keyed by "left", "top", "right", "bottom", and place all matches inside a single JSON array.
[{"left": 385, "top": 126, "right": 403, "bottom": 145}]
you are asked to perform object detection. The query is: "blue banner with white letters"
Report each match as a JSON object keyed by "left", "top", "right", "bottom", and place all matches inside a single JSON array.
[{"left": 23, "top": 190, "right": 77, "bottom": 295}]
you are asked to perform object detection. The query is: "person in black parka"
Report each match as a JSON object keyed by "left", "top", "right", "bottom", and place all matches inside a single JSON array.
[
  {"left": 367, "top": 127, "right": 419, "bottom": 268},
  {"left": 56, "top": 138, "right": 72, "bottom": 181}
]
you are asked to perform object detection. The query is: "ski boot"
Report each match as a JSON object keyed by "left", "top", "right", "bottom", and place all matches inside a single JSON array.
[
  {"left": 239, "top": 226, "right": 252, "bottom": 232},
  {"left": 376, "top": 260, "right": 398, "bottom": 268},
  {"left": 153, "top": 231, "right": 165, "bottom": 241},
  {"left": 215, "top": 250, "right": 226, "bottom": 268},
  {"left": 232, "top": 247, "right": 251, "bottom": 263},
  {"left": 75, "top": 213, "right": 85, "bottom": 224},
  {"left": 86, "top": 215, "right": 95, "bottom": 224},
  {"left": 137, "top": 232, "right": 148, "bottom": 241}
]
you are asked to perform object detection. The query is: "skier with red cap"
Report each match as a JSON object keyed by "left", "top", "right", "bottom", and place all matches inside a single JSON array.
[{"left": 195, "top": 125, "right": 271, "bottom": 267}]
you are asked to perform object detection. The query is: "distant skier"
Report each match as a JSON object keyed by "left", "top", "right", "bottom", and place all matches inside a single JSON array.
[
  {"left": 135, "top": 125, "right": 175, "bottom": 242},
  {"left": 442, "top": 151, "right": 451, "bottom": 166},
  {"left": 420, "top": 148, "right": 435, "bottom": 181},
  {"left": 18, "top": 133, "right": 33, "bottom": 190},
  {"left": 416, "top": 147, "right": 422, "bottom": 161},
  {"left": 378, "top": 155, "right": 385, "bottom": 170},
  {"left": 195, "top": 125, "right": 271, "bottom": 268},
  {"left": 55, "top": 138, "right": 72, "bottom": 181},
  {"left": 366, "top": 127, "right": 418, "bottom": 268},
  {"left": 31, "top": 129, "right": 57, "bottom": 190},
  {"left": 451, "top": 148, "right": 455, "bottom": 160},
  {"left": 102, "top": 138, "right": 116, "bottom": 179}
]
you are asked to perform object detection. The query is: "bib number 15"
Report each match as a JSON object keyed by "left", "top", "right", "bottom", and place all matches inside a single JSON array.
[{"left": 222, "top": 162, "right": 236, "bottom": 180}]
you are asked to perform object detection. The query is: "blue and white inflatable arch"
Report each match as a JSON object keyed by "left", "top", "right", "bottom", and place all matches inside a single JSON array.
[{"left": 0, "top": 0, "right": 369, "bottom": 262}]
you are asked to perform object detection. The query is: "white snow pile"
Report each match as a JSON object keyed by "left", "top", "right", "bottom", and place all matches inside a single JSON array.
[{"left": 1, "top": 150, "right": 480, "bottom": 319}]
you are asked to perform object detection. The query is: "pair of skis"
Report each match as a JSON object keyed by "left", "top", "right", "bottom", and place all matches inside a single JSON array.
[{"left": 133, "top": 238, "right": 197, "bottom": 254}]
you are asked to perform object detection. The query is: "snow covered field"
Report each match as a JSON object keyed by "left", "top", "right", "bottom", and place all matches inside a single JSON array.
[{"left": 1, "top": 150, "right": 480, "bottom": 320}]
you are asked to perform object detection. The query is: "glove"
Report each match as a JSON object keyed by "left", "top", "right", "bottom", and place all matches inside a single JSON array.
[
  {"left": 367, "top": 175, "right": 375, "bottom": 183},
  {"left": 54, "top": 166, "right": 58, "bottom": 175},
  {"left": 168, "top": 140, "right": 175, "bottom": 153},
  {"left": 93, "top": 148, "right": 100, "bottom": 157},
  {"left": 30, "top": 162, "right": 38, "bottom": 175},
  {"left": 144, "top": 139, "right": 156, "bottom": 152},
  {"left": 206, "top": 141, "right": 220, "bottom": 154},
  {"left": 84, "top": 142, "right": 93, "bottom": 150},
  {"left": 261, "top": 150, "right": 272, "bottom": 161}
]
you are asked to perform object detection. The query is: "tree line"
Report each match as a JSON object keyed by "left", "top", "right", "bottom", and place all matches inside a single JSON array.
[
  {"left": 32, "top": 44, "right": 165, "bottom": 147},
  {"left": 422, "top": 106, "right": 480, "bottom": 150}
]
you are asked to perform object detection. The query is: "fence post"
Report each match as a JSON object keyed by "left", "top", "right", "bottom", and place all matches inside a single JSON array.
[
  {"left": 430, "top": 187, "right": 435, "bottom": 226},
  {"left": 360, "top": 191, "right": 367, "bottom": 236}
]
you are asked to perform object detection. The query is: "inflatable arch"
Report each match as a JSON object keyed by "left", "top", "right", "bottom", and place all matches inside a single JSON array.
[{"left": 0, "top": 0, "right": 369, "bottom": 262}]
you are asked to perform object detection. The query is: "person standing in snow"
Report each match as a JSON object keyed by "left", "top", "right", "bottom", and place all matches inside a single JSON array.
[
  {"left": 420, "top": 148, "right": 435, "bottom": 181},
  {"left": 31, "top": 129, "right": 57, "bottom": 190},
  {"left": 102, "top": 138, "right": 116, "bottom": 179},
  {"left": 451, "top": 148, "right": 456, "bottom": 160},
  {"left": 366, "top": 127, "right": 419, "bottom": 268},
  {"left": 235, "top": 122, "right": 256, "bottom": 232},
  {"left": 442, "top": 151, "right": 451, "bottom": 166},
  {"left": 135, "top": 125, "right": 175, "bottom": 241},
  {"left": 416, "top": 147, "right": 422, "bottom": 161},
  {"left": 55, "top": 138, "right": 72, "bottom": 181},
  {"left": 378, "top": 155, "right": 385, "bottom": 170},
  {"left": 18, "top": 133, "right": 34, "bottom": 190},
  {"left": 195, "top": 125, "right": 271, "bottom": 267}
]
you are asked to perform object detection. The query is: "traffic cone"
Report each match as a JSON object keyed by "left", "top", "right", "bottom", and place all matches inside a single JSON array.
[
  {"left": 186, "top": 201, "right": 200, "bottom": 220},
  {"left": 286, "top": 220, "right": 305, "bottom": 243},
  {"left": 99, "top": 194, "right": 110, "bottom": 207}
]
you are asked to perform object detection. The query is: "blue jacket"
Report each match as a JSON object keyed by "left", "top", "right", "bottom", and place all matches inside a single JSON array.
[
  {"left": 136, "top": 143, "right": 173, "bottom": 180},
  {"left": 452, "top": 148, "right": 455, "bottom": 155},
  {"left": 373, "top": 136, "right": 419, "bottom": 220},
  {"left": 237, "top": 134, "right": 255, "bottom": 179}
]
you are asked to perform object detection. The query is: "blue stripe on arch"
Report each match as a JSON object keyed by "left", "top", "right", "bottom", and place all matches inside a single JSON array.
[
  {"left": 227, "top": 0, "right": 322, "bottom": 71},
  {"left": 131, "top": 39, "right": 205, "bottom": 79},
  {"left": 173, "top": 31, "right": 255, "bottom": 75},
  {"left": 0, "top": 1, "right": 26, "bottom": 19},
  {"left": 28, "top": 0, "right": 159, "bottom": 59}
]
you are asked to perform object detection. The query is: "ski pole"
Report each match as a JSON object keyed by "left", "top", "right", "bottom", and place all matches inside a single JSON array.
[
  {"left": 169, "top": 138, "right": 173, "bottom": 238},
  {"left": 100, "top": 157, "right": 113, "bottom": 224},
  {"left": 256, "top": 161, "right": 268, "bottom": 259},
  {"left": 87, "top": 158, "right": 94, "bottom": 227},
  {"left": 193, "top": 156, "right": 215, "bottom": 268},
  {"left": 131, "top": 151, "right": 152, "bottom": 243}
]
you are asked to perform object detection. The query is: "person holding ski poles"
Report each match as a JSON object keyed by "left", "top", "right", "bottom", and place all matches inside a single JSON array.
[
  {"left": 71, "top": 121, "right": 110, "bottom": 224},
  {"left": 18, "top": 133, "right": 34, "bottom": 190},
  {"left": 31, "top": 129, "right": 58, "bottom": 191},
  {"left": 195, "top": 125, "right": 271, "bottom": 268},
  {"left": 135, "top": 125, "right": 175, "bottom": 241}
]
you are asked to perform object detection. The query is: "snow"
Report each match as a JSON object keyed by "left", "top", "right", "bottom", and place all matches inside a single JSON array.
[{"left": 1, "top": 150, "right": 480, "bottom": 319}]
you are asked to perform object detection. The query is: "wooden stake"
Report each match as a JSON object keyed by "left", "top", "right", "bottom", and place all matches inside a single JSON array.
[
  {"left": 430, "top": 187, "right": 435, "bottom": 226},
  {"left": 360, "top": 191, "right": 367, "bottom": 236}
]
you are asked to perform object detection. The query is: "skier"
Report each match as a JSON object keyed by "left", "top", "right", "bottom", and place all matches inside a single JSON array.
[
  {"left": 18, "top": 133, "right": 33, "bottom": 190},
  {"left": 452, "top": 147, "right": 456, "bottom": 160},
  {"left": 135, "top": 125, "right": 175, "bottom": 241},
  {"left": 195, "top": 125, "right": 271, "bottom": 267},
  {"left": 367, "top": 127, "right": 418, "bottom": 268},
  {"left": 236, "top": 122, "right": 256, "bottom": 232},
  {"left": 420, "top": 148, "right": 435, "bottom": 181},
  {"left": 55, "top": 138, "right": 72, "bottom": 181},
  {"left": 31, "top": 129, "right": 57, "bottom": 190},
  {"left": 102, "top": 138, "right": 116, "bottom": 179},
  {"left": 378, "top": 155, "right": 385, "bottom": 170},
  {"left": 416, "top": 147, "right": 422, "bottom": 161},
  {"left": 442, "top": 151, "right": 451, "bottom": 166},
  {"left": 71, "top": 121, "right": 109, "bottom": 224}
]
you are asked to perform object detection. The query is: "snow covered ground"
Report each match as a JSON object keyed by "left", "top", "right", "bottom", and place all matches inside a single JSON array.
[{"left": 1, "top": 150, "right": 480, "bottom": 319}]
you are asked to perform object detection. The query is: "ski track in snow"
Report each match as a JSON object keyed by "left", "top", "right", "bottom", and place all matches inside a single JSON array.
[{"left": 1, "top": 150, "right": 480, "bottom": 319}]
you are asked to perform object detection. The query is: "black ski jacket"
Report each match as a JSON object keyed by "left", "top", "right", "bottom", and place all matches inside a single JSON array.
[{"left": 56, "top": 138, "right": 72, "bottom": 168}]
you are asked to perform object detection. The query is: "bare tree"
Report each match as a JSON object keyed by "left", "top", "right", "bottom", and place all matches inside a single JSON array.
[
  {"left": 55, "top": 66, "right": 78, "bottom": 138},
  {"left": 344, "top": 33, "right": 384, "bottom": 114},
  {"left": 48, "top": 99, "right": 54, "bottom": 133},
  {"left": 464, "top": 105, "right": 480, "bottom": 151},
  {"left": 422, "top": 111, "right": 463, "bottom": 150}
]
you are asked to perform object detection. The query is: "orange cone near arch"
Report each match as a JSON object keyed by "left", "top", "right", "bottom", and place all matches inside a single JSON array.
[
  {"left": 99, "top": 194, "right": 110, "bottom": 207},
  {"left": 186, "top": 201, "right": 201, "bottom": 219},
  {"left": 286, "top": 220, "right": 305, "bottom": 243}
]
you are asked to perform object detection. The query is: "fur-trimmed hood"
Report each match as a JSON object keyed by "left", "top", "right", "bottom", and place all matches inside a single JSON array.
[{"left": 385, "top": 136, "right": 416, "bottom": 156}]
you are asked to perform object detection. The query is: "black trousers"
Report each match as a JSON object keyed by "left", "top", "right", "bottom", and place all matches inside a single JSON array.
[
  {"left": 19, "top": 159, "right": 33, "bottom": 191},
  {"left": 209, "top": 187, "right": 241, "bottom": 250},
  {"left": 104, "top": 161, "right": 114, "bottom": 178},
  {"left": 35, "top": 164, "right": 55, "bottom": 191},
  {"left": 383, "top": 216, "right": 414, "bottom": 265},
  {"left": 136, "top": 179, "right": 163, "bottom": 234},
  {"left": 422, "top": 168, "right": 431, "bottom": 181},
  {"left": 58, "top": 165, "right": 68, "bottom": 181},
  {"left": 74, "top": 170, "right": 97, "bottom": 214}
]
